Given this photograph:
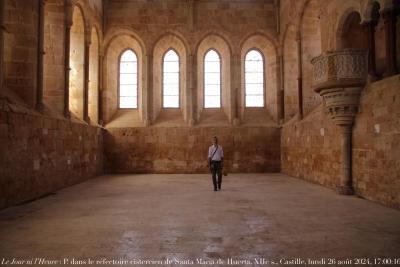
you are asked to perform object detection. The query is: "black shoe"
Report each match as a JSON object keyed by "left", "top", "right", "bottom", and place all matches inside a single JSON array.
[{"left": 214, "top": 188, "right": 217, "bottom": 191}]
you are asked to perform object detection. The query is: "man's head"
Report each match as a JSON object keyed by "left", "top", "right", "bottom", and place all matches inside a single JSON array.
[{"left": 212, "top": 136, "right": 218, "bottom": 145}]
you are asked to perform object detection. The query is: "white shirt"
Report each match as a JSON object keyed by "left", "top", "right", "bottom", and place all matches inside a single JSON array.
[{"left": 208, "top": 144, "right": 224, "bottom": 161}]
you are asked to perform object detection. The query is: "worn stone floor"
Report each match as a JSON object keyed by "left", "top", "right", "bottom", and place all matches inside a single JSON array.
[{"left": 0, "top": 173, "right": 399, "bottom": 267}]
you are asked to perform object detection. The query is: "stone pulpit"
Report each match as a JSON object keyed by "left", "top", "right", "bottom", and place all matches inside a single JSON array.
[{"left": 311, "top": 49, "right": 368, "bottom": 195}]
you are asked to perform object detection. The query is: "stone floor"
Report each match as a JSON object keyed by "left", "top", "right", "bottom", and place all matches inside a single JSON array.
[{"left": 0, "top": 173, "right": 399, "bottom": 267}]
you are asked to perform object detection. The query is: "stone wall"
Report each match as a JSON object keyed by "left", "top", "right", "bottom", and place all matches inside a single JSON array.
[
  {"left": 3, "top": 0, "right": 38, "bottom": 107},
  {"left": 104, "top": 126, "right": 280, "bottom": 174},
  {"left": 105, "top": 0, "right": 276, "bottom": 41},
  {"left": 352, "top": 75, "right": 400, "bottom": 209},
  {"left": 103, "top": 0, "right": 280, "bottom": 126},
  {"left": 281, "top": 105, "right": 341, "bottom": 189},
  {"left": 0, "top": 96, "right": 103, "bottom": 210},
  {"left": 281, "top": 75, "right": 400, "bottom": 208},
  {"left": 0, "top": 0, "right": 104, "bottom": 210},
  {"left": 279, "top": 0, "right": 400, "bottom": 209}
]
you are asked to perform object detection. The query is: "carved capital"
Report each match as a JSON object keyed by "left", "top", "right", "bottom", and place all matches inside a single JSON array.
[{"left": 320, "top": 87, "right": 362, "bottom": 127}]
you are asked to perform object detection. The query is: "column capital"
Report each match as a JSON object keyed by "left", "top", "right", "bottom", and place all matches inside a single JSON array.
[
  {"left": 65, "top": 3, "right": 74, "bottom": 27},
  {"left": 360, "top": 19, "right": 378, "bottom": 27},
  {"left": 381, "top": 8, "right": 396, "bottom": 23},
  {"left": 380, "top": 7, "right": 397, "bottom": 17}
]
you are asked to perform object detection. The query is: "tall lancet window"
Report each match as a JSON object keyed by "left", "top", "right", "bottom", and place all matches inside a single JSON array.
[
  {"left": 245, "top": 50, "right": 264, "bottom": 107},
  {"left": 204, "top": 50, "right": 221, "bottom": 108},
  {"left": 163, "top": 50, "right": 180, "bottom": 108},
  {"left": 119, "top": 50, "right": 138, "bottom": 108}
]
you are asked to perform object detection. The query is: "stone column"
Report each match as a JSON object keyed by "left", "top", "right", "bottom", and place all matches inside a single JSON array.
[
  {"left": 187, "top": 0, "right": 194, "bottom": 32},
  {"left": 274, "top": 0, "right": 280, "bottom": 34},
  {"left": 143, "top": 54, "right": 152, "bottom": 126},
  {"left": 231, "top": 53, "right": 240, "bottom": 126},
  {"left": 83, "top": 28, "right": 91, "bottom": 123},
  {"left": 0, "top": 0, "right": 5, "bottom": 93},
  {"left": 296, "top": 35, "right": 303, "bottom": 119},
  {"left": 98, "top": 52, "right": 104, "bottom": 126},
  {"left": 362, "top": 20, "right": 378, "bottom": 81},
  {"left": 311, "top": 49, "right": 367, "bottom": 195},
  {"left": 278, "top": 53, "right": 285, "bottom": 123},
  {"left": 36, "top": 0, "right": 46, "bottom": 112},
  {"left": 381, "top": 9, "right": 398, "bottom": 77},
  {"left": 191, "top": 53, "right": 197, "bottom": 125},
  {"left": 187, "top": 54, "right": 195, "bottom": 126},
  {"left": 64, "top": 4, "right": 73, "bottom": 118},
  {"left": 339, "top": 125, "right": 353, "bottom": 194}
]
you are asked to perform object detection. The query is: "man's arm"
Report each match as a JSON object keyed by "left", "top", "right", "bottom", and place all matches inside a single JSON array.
[
  {"left": 208, "top": 147, "right": 212, "bottom": 169},
  {"left": 221, "top": 146, "right": 224, "bottom": 168}
]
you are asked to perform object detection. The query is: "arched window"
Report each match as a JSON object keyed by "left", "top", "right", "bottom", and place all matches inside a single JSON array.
[
  {"left": 119, "top": 50, "right": 138, "bottom": 108},
  {"left": 204, "top": 50, "right": 221, "bottom": 108},
  {"left": 163, "top": 49, "right": 180, "bottom": 108},
  {"left": 245, "top": 50, "right": 264, "bottom": 107}
]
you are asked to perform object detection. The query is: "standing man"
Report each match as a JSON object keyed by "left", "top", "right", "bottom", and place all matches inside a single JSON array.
[{"left": 208, "top": 136, "right": 224, "bottom": 191}]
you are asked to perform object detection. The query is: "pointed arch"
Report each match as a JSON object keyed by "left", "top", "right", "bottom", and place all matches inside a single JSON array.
[
  {"left": 240, "top": 34, "right": 278, "bottom": 121},
  {"left": 204, "top": 49, "right": 222, "bottom": 108},
  {"left": 244, "top": 49, "right": 264, "bottom": 108},
  {"left": 152, "top": 34, "right": 187, "bottom": 123},
  {"left": 162, "top": 49, "right": 180, "bottom": 108},
  {"left": 196, "top": 34, "right": 231, "bottom": 124},
  {"left": 103, "top": 34, "right": 143, "bottom": 124},
  {"left": 118, "top": 49, "right": 138, "bottom": 109}
]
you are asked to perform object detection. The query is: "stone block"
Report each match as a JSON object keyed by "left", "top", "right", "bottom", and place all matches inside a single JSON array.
[{"left": 0, "top": 124, "right": 8, "bottom": 138}]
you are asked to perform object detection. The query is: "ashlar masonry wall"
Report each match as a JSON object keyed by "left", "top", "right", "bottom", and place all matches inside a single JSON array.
[
  {"left": 104, "top": 126, "right": 281, "bottom": 174},
  {"left": 282, "top": 75, "right": 400, "bottom": 209},
  {"left": 0, "top": 97, "right": 103, "bottom": 210}
]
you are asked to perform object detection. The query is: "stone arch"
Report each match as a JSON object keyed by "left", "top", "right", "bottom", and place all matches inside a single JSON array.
[
  {"left": 239, "top": 31, "right": 279, "bottom": 56},
  {"left": 282, "top": 24, "right": 299, "bottom": 121},
  {"left": 152, "top": 30, "right": 191, "bottom": 56},
  {"left": 362, "top": 0, "right": 395, "bottom": 20},
  {"left": 299, "top": 0, "right": 322, "bottom": 116},
  {"left": 91, "top": 21, "right": 103, "bottom": 48},
  {"left": 370, "top": 1, "right": 386, "bottom": 76},
  {"left": 240, "top": 34, "right": 278, "bottom": 123},
  {"left": 152, "top": 34, "right": 188, "bottom": 124},
  {"left": 103, "top": 28, "right": 147, "bottom": 57},
  {"left": 195, "top": 31, "right": 233, "bottom": 55},
  {"left": 335, "top": 5, "right": 365, "bottom": 49},
  {"left": 196, "top": 34, "right": 232, "bottom": 125},
  {"left": 333, "top": 1, "right": 363, "bottom": 49},
  {"left": 103, "top": 34, "right": 144, "bottom": 124},
  {"left": 69, "top": 4, "right": 86, "bottom": 119},
  {"left": 88, "top": 26, "right": 99, "bottom": 124}
]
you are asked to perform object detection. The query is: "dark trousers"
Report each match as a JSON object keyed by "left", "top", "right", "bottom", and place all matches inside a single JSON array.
[{"left": 210, "top": 161, "right": 222, "bottom": 189}]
